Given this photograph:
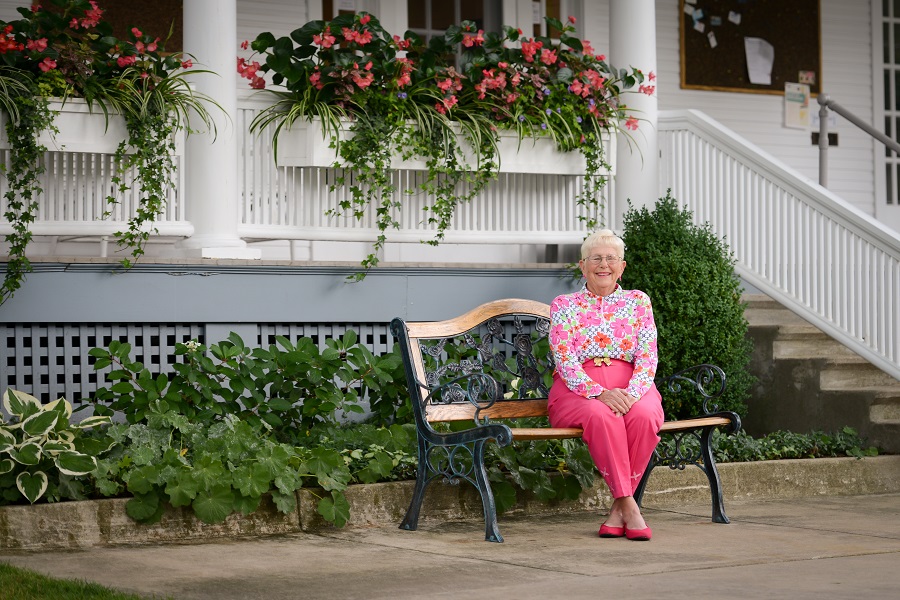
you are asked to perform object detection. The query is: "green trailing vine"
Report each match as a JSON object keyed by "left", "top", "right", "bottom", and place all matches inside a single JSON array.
[
  {"left": 0, "top": 2, "right": 218, "bottom": 303},
  {"left": 243, "top": 12, "right": 650, "bottom": 280},
  {"left": 1, "top": 90, "right": 55, "bottom": 303},
  {"left": 104, "top": 103, "right": 179, "bottom": 268}
]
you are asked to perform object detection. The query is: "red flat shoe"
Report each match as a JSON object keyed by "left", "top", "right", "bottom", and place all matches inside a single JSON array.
[
  {"left": 598, "top": 524, "right": 626, "bottom": 538},
  {"left": 624, "top": 526, "right": 652, "bottom": 541}
]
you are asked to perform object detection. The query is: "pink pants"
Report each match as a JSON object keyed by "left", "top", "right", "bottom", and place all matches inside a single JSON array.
[{"left": 548, "top": 359, "right": 664, "bottom": 498}]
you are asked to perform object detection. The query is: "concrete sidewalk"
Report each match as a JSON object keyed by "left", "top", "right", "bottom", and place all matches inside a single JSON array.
[{"left": 1, "top": 493, "right": 898, "bottom": 599}]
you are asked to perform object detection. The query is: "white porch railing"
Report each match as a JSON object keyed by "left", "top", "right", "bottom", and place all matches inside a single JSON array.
[
  {"left": 0, "top": 100, "right": 190, "bottom": 244},
  {"left": 658, "top": 109, "right": 900, "bottom": 380},
  {"left": 236, "top": 93, "right": 614, "bottom": 245}
]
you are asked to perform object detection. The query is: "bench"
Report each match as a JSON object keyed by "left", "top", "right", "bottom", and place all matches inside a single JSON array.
[{"left": 390, "top": 298, "right": 742, "bottom": 542}]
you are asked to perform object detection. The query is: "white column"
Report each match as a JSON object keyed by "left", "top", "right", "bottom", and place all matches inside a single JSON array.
[
  {"left": 609, "top": 0, "right": 658, "bottom": 230},
  {"left": 178, "top": 0, "right": 260, "bottom": 259}
]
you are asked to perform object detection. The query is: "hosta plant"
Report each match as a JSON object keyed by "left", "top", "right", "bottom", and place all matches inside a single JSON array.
[{"left": 0, "top": 389, "right": 110, "bottom": 504}]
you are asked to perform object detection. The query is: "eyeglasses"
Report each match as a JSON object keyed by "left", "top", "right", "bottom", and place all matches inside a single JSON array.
[{"left": 584, "top": 254, "right": 622, "bottom": 265}]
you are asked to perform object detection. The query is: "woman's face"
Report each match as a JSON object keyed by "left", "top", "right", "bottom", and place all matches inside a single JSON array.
[{"left": 580, "top": 243, "right": 626, "bottom": 296}]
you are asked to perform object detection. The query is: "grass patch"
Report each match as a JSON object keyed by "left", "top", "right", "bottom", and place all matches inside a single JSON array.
[{"left": 0, "top": 562, "right": 168, "bottom": 600}]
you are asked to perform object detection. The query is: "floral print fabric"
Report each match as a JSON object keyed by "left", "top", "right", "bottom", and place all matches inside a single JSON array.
[{"left": 549, "top": 284, "right": 658, "bottom": 399}]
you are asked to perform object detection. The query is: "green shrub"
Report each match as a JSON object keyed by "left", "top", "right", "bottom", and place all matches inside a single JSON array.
[
  {"left": 621, "top": 191, "right": 754, "bottom": 418},
  {"left": 88, "top": 332, "right": 410, "bottom": 441}
]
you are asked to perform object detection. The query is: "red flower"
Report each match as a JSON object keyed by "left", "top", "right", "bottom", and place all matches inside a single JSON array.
[
  {"left": 360, "top": 14, "right": 371, "bottom": 25},
  {"left": 38, "top": 57, "right": 56, "bottom": 72},
  {"left": 240, "top": 40, "right": 249, "bottom": 50},
  {"left": 181, "top": 59, "right": 193, "bottom": 69},
  {"left": 625, "top": 117, "right": 639, "bottom": 131},
  {"left": 131, "top": 27, "right": 142, "bottom": 37},
  {"left": 26, "top": 38, "right": 47, "bottom": 52},
  {"left": 639, "top": 84, "right": 655, "bottom": 96},
  {"left": 117, "top": 55, "right": 136, "bottom": 68}
]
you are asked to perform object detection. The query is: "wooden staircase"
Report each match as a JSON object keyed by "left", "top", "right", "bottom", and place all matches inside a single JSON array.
[{"left": 742, "top": 294, "right": 900, "bottom": 453}]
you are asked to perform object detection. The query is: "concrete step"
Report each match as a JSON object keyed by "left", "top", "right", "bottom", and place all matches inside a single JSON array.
[
  {"left": 871, "top": 392, "right": 900, "bottom": 424},
  {"left": 773, "top": 337, "right": 866, "bottom": 362},
  {"left": 820, "top": 363, "right": 900, "bottom": 392}
]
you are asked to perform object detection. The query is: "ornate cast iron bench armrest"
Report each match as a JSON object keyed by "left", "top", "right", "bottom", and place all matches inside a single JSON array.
[{"left": 634, "top": 364, "right": 742, "bottom": 523}]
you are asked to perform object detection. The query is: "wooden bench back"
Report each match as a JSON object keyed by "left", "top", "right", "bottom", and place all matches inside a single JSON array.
[{"left": 390, "top": 299, "right": 554, "bottom": 424}]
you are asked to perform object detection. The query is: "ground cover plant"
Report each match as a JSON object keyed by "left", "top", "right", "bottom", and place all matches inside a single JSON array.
[{"left": 0, "top": 331, "right": 882, "bottom": 527}]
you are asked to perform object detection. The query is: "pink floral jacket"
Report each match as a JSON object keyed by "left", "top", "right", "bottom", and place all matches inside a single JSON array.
[{"left": 549, "top": 284, "right": 658, "bottom": 399}]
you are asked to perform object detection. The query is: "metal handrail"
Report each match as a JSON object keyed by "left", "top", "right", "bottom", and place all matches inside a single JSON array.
[{"left": 817, "top": 93, "right": 900, "bottom": 186}]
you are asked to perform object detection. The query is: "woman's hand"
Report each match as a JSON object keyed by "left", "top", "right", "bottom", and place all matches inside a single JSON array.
[{"left": 597, "top": 388, "right": 638, "bottom": 417}]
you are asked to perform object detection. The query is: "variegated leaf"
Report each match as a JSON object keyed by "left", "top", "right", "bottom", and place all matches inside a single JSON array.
[
  {"left": 56, "top": 451, "right": 97, "bottom": 476},
  {"left": 3, "top": 389, "right": 41, "bottom": 420},
  {"left": 21, "top": 410, "right": 58, "bottom": 438},
  {"left": 0, "top": 458, "right": 15, "bottom": 474},
  {"left": 16, "top": 470, "right": 48, "bottom": 503},
  {"left": 11, "top": 442, "right": 42, "bottom": 466}
]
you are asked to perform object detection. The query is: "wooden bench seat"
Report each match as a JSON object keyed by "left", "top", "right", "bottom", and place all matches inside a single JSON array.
[{"left": 390, "top": 298, "right": 742, "bottom": 542}]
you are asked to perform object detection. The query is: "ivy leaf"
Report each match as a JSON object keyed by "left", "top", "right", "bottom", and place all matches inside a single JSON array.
[
  {"left": 317, "top": 490, "right": 350, "bottom": 527},
  {"left": 192, "top": 485, "right": 235, "bottom": 524},
  {"left": 233, "top": 491, "right": 261, "bottom": 515},
  {"left": 271, "top": 489, "right": 297, "bottom": 514},
  {"left": 126, "top": 491, "right": 163, "bottom": 523},
  {"left": 166, "top": 473, "right": 200, "bottom": 507},
  {"left": 492, "top": 480, "right": 518, "bottom": 514}
]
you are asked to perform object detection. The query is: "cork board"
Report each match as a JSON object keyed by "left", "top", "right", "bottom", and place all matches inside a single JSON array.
[{"left": 680, "top": 0, "right": 821, "bottom": 95}]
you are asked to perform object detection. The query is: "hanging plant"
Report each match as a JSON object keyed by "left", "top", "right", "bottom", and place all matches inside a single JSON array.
[
  {"left": 240, "top": 13, "right": 653, "bottom": 279},
  {"left": 0, "top": 0, "right": 218, "bottom": 302}
]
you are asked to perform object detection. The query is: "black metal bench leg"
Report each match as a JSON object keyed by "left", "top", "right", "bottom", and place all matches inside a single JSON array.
[
  {"left": 399, "top": 439, "right": 431, "bottom": 531},
  {"left": 700, "top": 427, "right": 730, "bottom": 524},
  {"left": 473, "top": 440, "right": 503, "bottom": 543},
  {"left": 633, "top": 456, "right": 656, "bottom": 508}
]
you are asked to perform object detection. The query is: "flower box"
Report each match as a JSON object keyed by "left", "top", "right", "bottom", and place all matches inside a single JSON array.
[
  {"left": 0, "top": 98, "right": 183, "bottom": 155},
  {"left": 273, "top": 117, "right": 614, "bottom": 176}
]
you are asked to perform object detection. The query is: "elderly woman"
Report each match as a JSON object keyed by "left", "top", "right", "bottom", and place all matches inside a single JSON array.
[{"left": 548, "top": 229, "right": 663, "bottom": 541}]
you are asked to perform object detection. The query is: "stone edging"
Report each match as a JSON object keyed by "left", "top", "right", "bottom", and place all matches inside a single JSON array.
[{"left": 2, "top": 455, "right": 898, "bottom": 551}]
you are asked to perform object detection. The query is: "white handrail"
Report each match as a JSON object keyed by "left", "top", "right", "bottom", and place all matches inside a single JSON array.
[{"left": 658, "top": 109, "right": 900, "bottom": 379}]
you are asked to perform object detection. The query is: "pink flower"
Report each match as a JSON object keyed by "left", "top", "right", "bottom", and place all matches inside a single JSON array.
[
  {"left": 521, "top": 39, "right": 543, "bottom": 63},
  {"left": 181, "top": 59, "right": 193, "bottom": 69},
  {"left": 240, "top": 40, "right": 249, "bottom": 50},
  {"left": 540, "top": 48, "right": 557, "bottom": 65},
  {"left": 117, "top": 55, "right": 136, "bottom": 68},
  {"left": 352, "top": 70, "right": 374, "bottom": 89},
  {"left": 461, "top": 30, "right": 484, "bottom": 47},
  {"left": 309, "top": 70, "right": 323, "bottom": 89},
  {"left": 582, "top": 40, "right": 595, "bottom": 57},
  {"left": 26, "top": 38, "right": 47, "bottom": 52},
  {"left": 38, "top": 57, "right": 55, "bottom": 72},
  {"left": 625, "top": 117, "right": 639, "bottom": 131},
  {"left": 147, "top": 38, "right": 159, "bottom": 53},
  {"left": 648, "top": 71, "right": 656, "bottom": 82},
  {"left": 639, "top": 84, "right": 655, "bottom": 96},
  {"left": 314, "top": 27, "right": 336, "bottom": 48},
  {"left": 360, "top": 14, "right": 371, "bottom": 25},
  {"left": 69, "top": 17, "right": 79, "bottom": 29},
  {"left": 568, "top": 15, "right": 577, "bottom": 24},
  {"left": 131, "top": 27, "right": 142, "bottom": 37},
  {"left": 134, "top": 41, "right": 145, "bottom": 53},
  {"left": 393, "top": 35, "right": 411, "bottom": 50},
  {"left": 250, "top": 76, "right": 265, "bottom": 89}
]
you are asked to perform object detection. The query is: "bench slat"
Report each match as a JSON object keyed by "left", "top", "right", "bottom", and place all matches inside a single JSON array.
[
  {"left": 426, "top": 399, "right": 549, "bottom": 421},
  {"left": 512, "top": 427, "right": 583, "bottom": 440}
]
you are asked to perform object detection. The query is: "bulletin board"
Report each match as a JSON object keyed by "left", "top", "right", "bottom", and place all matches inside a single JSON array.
[{"left": 680, "top": 0, "right": 821, "bottom": 95}]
